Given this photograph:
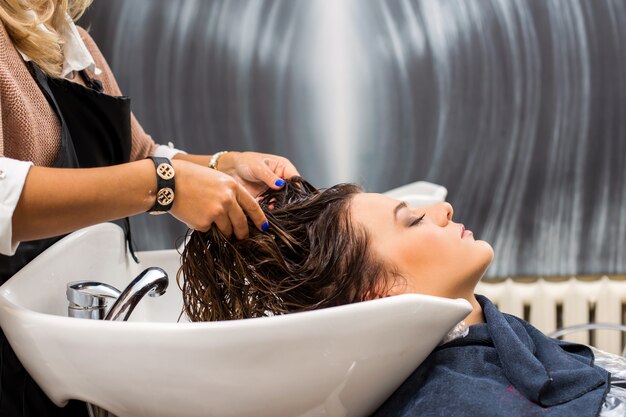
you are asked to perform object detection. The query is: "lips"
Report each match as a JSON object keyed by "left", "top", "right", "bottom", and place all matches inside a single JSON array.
[{"left": 460, "top": 224, "right": 473, "bottom": 239}]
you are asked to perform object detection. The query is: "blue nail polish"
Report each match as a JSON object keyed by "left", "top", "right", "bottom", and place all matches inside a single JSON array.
[
  {"left": 275, "top": 179, "right": 286, "bottom": 187},
  {"left": 262, "top": 221, "right": 269, "bottom": 232}
]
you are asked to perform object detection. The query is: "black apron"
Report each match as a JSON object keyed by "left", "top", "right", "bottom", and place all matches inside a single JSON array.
[{"left": 0, "top": 63, "right": 133, "bottom": 417}]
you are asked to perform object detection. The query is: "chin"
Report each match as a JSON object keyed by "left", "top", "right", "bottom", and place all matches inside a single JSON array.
[
  {"left": 470, "top": 241, "right": 494, "bottom": 280},
  {"left": 478, "top": 240, "right": 495, "bottom": 263}
]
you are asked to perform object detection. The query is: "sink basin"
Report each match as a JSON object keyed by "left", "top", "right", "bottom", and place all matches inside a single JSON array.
[
  {"left": 383, "top": 180, "right": 447, "bottom": 208},
  {"left": 0, "top": 221, "right": 470, "bottom": 417}
]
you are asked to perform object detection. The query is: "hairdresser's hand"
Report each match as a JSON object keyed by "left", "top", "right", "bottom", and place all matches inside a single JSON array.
[
  {"left": 217, "top": 151, "right": 300, "bottom": 196},
  {"left": 169, "top": 159, "right": 268, "bottom": 238}
]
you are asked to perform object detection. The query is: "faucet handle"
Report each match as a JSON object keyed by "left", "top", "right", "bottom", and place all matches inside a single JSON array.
[{"left": 67, "top": 281, "right": 122, "bottom": 319}]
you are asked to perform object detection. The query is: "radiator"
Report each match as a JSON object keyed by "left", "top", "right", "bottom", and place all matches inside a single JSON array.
[{"left": 476, "top": 276, "right": 626, "bottom": 355}]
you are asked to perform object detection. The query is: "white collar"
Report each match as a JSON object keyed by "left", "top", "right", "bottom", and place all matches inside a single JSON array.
[{"left": 18, "top": 10, "right": 102, "bottom": 79}]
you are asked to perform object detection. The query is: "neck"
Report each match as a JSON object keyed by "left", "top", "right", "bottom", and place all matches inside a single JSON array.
[
  {"left": 463, "top": 294, "right": 485, "bottom": 325},
  {"left": 460, "top": 270, "right": 488, "bottom": 325}
]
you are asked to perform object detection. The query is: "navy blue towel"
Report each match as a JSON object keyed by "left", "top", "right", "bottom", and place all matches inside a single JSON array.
[{"left": 374, "top": 295, "right": 610, "bottom": 417}]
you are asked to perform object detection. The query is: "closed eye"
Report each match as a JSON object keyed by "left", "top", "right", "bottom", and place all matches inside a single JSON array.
[{"left": 409, "top": 214, "right": 425, "bottom": 227}]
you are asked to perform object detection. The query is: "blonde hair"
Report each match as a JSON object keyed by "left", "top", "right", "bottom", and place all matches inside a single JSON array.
[{"left": 0, "top": 0, "right": 93, "bottom": 78}]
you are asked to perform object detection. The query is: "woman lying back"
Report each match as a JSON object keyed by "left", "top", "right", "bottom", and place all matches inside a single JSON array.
[{"left": 178, "top": 178, "right": 625, "bottom": 417}]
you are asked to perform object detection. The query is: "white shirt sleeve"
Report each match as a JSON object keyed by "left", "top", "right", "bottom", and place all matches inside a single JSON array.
[
  {"left": 152, "top": 142, "right": 187, "bottom": 160},
  {"left": 0, "top": 158, "right": 34, "bottom": 256}
]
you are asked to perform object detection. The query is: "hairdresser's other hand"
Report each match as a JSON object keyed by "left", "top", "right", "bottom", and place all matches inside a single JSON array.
[
  {"left": 169, "top": 159, "right": 268, "bottom": 239},
  {"left": 216, "top": 151, "right": 300, "bottom": 196}
]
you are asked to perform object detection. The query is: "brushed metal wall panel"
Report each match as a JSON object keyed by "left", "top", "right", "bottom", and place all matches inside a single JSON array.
[{"left": 81, "top": 0, "right": 626, "bottom": 277}]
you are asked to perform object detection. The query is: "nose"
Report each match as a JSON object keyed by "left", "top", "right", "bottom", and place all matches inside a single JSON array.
[
  {"left": 432, "top": 202, "right": 453, "bottom": 226},
  {"left": 443, "top": 202, "right": 453, "bottom": 220}
]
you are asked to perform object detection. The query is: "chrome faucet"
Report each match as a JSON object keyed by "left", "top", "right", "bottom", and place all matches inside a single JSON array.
[
  {"left": 67, "top": 267, "right": 169, "bottom": 322},
  {"left": 66, "top": 267, "right": 169, "bottom": 417}
]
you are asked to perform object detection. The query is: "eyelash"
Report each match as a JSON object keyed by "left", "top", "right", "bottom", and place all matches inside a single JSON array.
[{"left": 409, "top": 214, "right": 426, "bottom": 227}]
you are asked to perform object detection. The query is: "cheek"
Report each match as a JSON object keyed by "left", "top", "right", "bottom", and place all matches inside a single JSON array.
[
  {"left": 389, "top": 230, "right": 490, "bottom": 282},
  {"left": 387, "top": 229, "right": 452, "bottom": 273},
  {"left": 379, "top": 229, "right": 494, "bottom": 297}
]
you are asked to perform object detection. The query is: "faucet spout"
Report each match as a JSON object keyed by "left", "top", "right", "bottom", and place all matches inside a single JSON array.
[{"left": 104, "top": 267, "right": 169, "bottom": 321}]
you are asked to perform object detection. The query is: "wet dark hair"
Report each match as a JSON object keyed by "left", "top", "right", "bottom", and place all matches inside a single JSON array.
[{"left": 177, "top": 177, "right": 391, "bottom": 322}]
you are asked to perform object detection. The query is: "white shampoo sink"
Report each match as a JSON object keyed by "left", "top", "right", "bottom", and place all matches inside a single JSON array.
[{"left": 0, "top": 182, "right": 469, "bottom": 417}]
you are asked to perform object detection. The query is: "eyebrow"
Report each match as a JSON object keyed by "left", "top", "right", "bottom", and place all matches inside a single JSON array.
[{"left": 393, "top": 202, "right": 408, "bottom": 223}]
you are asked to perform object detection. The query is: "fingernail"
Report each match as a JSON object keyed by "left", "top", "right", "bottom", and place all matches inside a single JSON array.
[
  {"left": 275, "top": 179, "right": 285, "bottom": 187},
  {"left": 262, "top": 221, "right": 269, "bottom": 232}
]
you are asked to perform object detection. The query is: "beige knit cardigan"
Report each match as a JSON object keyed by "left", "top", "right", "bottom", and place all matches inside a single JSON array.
[{"left": 0, "top": 20, "right": 158, "bottom": 167}]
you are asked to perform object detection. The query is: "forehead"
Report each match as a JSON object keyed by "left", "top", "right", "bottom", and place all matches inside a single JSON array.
[{"left": 350, "top": 193, "right": 400, "bottom": 224}]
